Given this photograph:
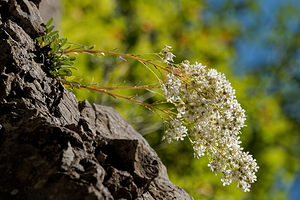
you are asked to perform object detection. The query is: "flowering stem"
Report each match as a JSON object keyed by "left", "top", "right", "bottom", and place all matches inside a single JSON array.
[
  {"left": 60, "top": 80, "right": 175, "bottom": 119},
  {"left": 83, "top": 85, "right": 160, "bottom": 90},
  {"left": 63, "top": 49, "right": 175, "bottom": 74}
]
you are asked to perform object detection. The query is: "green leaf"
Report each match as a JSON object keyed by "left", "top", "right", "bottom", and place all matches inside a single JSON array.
[
  {"left": 60, "top": 38, "right": 68, "bottom": 47},
  {"left": 47, "top": 26, "right": 55, "bottom": 33},
  {"left": 48, "top": 30, "right": 59, "bottom": 39},
  {"left": 69, "top": 56, "right": 77, "bottom": 61},
  {"left": 61, "top": 65, "right": 77, "bottom": 70},
  {"left": 60, "top": 60, "right": 73, "bottom": 66},
  {"left": 45, "top": 18, "right": 54, "bottom": 27},
  {"left": 58, "top": 68, "right": 73, "bottom": 76}
]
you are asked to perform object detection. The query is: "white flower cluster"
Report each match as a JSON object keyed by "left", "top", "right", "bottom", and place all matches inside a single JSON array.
[{"left": 160, "top": 46, "right": 259, "bottom": 192}]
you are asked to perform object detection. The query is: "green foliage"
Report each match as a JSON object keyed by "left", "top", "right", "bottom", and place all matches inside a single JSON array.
[{"left": 36, "top": 18, "right": 77, "bottom": 78}]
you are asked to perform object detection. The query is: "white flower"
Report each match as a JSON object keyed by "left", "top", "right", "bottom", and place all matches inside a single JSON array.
[
  {"left": 160, "top": 45, "right": 176, "bottom": 64},
  {"left": 160, "top": 46, "right": 259, "bottom": 192},
  {"left": 163, "top": 119, "right": 187, "bottom": 143}
]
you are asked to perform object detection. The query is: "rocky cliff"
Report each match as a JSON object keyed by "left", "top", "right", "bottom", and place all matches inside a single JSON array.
[{"left": 0, "top": 0, "right": 193, "bottom": 199}]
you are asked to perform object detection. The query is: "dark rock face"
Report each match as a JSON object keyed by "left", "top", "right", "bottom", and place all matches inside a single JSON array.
[{"left": 0, "top": 1, "right": 193, "bottom": 199}]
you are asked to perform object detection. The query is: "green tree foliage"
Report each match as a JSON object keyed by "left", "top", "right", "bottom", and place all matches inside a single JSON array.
[{"left": 61, "top": 0, "right": 299, "bottom": 199}]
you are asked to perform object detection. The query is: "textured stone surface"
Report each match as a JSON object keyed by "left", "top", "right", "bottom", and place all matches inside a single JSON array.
[{"left": 0, "top": 0, "right": 193, "bottom": 199}]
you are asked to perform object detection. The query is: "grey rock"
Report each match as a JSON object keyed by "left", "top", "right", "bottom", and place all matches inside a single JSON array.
[{"left": 0, "top": 0, "right": 193, "bottom": 199}]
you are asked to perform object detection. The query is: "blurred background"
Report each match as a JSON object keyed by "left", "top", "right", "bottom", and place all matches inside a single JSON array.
[{"left": 40, "top": 0, "right": 300, "bottom": 199}]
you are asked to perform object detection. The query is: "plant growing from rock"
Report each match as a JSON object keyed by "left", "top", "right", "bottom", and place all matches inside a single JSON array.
[
  {"left": 36, "top": 18, "right": 77, "bottom": 79},
  {"left": 36, "top": 18, "right": 259, "bottom": 192}
]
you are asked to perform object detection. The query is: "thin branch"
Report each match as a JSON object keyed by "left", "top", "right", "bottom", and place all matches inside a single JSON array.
[
  {"left": 63, "top": 49, "right": 182, "bottom": 75},
  {"left": 60, "top": 80, "right": 175, "bottom": 119},
  {"left": 87, "top": 85, "right": 160, "bottom": 90}
]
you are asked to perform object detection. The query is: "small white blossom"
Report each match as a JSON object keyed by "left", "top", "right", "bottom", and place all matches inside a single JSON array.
[
  {"left": 160, "top": 45, "right": 176, "bottom": 64},
  {"left": 160, "top": 46, "right": 259, "bottom": 192},
  {"left": 163, "top": 119, "right": 188, "bottom": 143}
]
